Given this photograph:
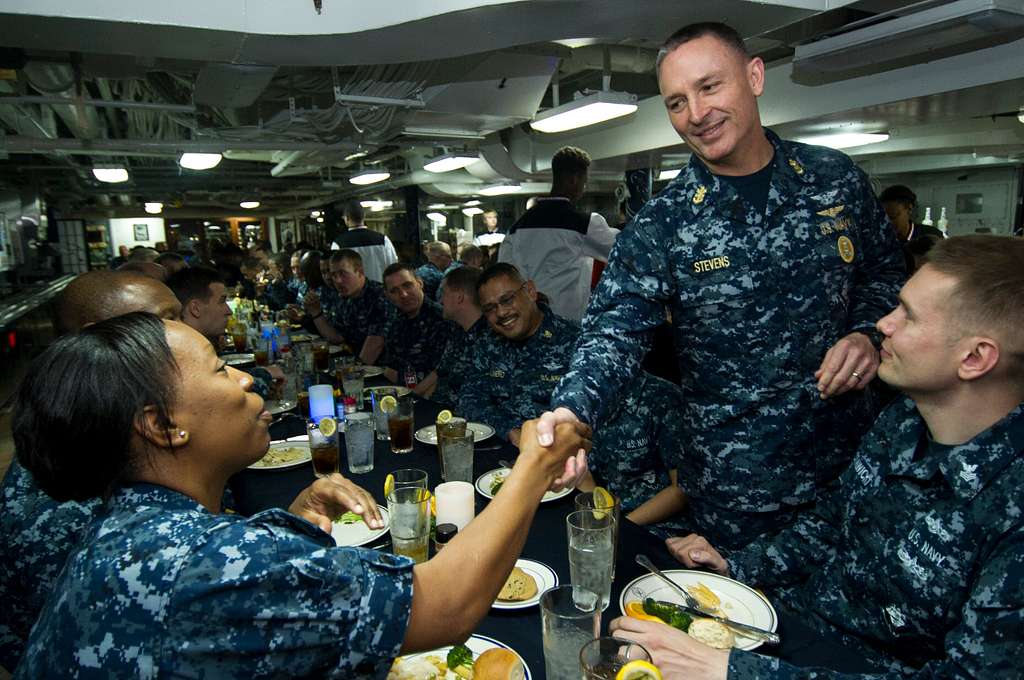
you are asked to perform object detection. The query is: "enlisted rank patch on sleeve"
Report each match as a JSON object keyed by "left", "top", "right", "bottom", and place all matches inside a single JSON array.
[{"left": 837, "top": 235, "right": 856, "bottom": 263}]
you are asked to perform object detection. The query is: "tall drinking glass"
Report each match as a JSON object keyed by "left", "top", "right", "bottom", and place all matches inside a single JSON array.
[
  {"left": 440, "top": 432, "right": 474, "bottom": 483},
  {"left": 575, "top": 491, "right": 622, "bottom": 578},
  {"left": 371, "top": 387, "right": 398, "bottom": 441},
  {"left": 312, "top": 339, "right": 329, "bottom": 371},
  {"left": 307, "top": 419, "right": 339, "bottom": 478},
  {"left": 567, "top": 510, "right": 615, "bottom": 611},
  {"left": 341, "top": 368, "right": 365, "bottom": 410},
  {"left": 540, "top": 585, "right": 600, "bottom": 680},
  {"left": 387, "top": 487, "right": 431, "bottom": 564},
  {"left": 344, "top": 412, "right": 375, "bottom": 474},
  {"left": 579, "top": 637, "right": 651, "bottom": 680},
  {"left": 391, "top": 468, "right": 428, "bottom": 491},
  {"left": 388, "top": 395, "right": 415, "bottom": 453}
]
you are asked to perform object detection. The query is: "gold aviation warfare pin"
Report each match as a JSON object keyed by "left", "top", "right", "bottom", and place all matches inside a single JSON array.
[
  {"left": 837, "top": 235, "right": 856, "bottom": 263},
  {"left": 817, "top": 205, "right": 845, "bottom": 218}
]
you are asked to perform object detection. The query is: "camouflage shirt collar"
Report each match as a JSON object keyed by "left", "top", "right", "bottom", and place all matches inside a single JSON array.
[
  {"left": 108, "top": 482, "right": 210, "bottom": 514},
  {"left": 682, "top": 127, "right": 815, "bottom": 216},
  {"left": 468, "top": 315, "right": 490, "bottom": 339},
  {"left": 888, "top": 399, "right": 1024, "bottom": 500}
]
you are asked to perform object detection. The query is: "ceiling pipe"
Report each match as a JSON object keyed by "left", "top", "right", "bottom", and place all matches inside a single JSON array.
[
  {"left": 270, "top": 150, "right": 307, "bottom": 177},
  {"left": 0, "top": 94, "right": 196, "bottom": 114},
  {"left": 0, "top": 136, "right": 361, "bottom": 155},
  {"left": 22, "top": 62, "right": 103, "bottom": 140}
]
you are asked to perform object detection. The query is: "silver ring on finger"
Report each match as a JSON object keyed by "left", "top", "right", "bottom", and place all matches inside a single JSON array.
[{"left": 851, "top": 371, "right": 862, "bottom": 380}]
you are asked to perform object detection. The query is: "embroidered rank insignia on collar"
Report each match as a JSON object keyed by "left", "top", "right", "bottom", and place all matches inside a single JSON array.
[
  {"left": 542, "top": 330, "right": 553, "bottom": 339},
  {"left": 788, "top": 158, "right": 804, "bottom": 175},
  {"left": 693, "top": 185, "right": 707, "bottom": 205},
  {"left": 817, "top": 204, "right": 845, "bottom": 218}
]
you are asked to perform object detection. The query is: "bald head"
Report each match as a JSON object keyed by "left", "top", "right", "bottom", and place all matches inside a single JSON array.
[{"left": 55, "top": 270, "right": 183, "bottom": 333}]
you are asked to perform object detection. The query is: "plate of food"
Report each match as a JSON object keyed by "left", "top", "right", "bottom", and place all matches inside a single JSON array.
[
  {"left": 416, "top": 422, "right": 495, "bottom": 445},
  {"left": 331, "top": 505, "right": 390, "bottom": 548},
  {"left": 619, "top": 570, "right": 778, "bottom": 651},
  {"left": 493, "top": 558, "right": 557, "bottom": 611},
  {"left": 222, "top": 352, "right": 255, "bottom": 367},
  {"left": 248, "top": 441, "right": 311, "bottom": 470},
  {"left": 475, "top": 468, "right": 573, "bottom": 503},
  {"left": 387, "top": 633, "right": 530, "bottom": 680},
  {"left": 290, "top": 333, "right": 314, "bottom": 343},
  {"left": 364, "top": 385, "right": 412, "bottom": 400},
  {"left": 264, "top": 399, "right": 297, "bottom": 415}
]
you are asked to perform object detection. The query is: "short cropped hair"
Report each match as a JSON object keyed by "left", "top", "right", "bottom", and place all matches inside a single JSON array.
[
  {"left": 879, "top": 185, "right": 917, "bottom": 209},
  {"left": 424, "top": 241, "right": 452, "bottom": 258},
  {"left": 382, "top": 262, "right": 418, "bottom": 281},
  {"left": 166, "top": 266, "right": 224, "bottom": 306},
  {"left": 343, "top": 200, "right": 365, "bottom": 224},
  {"left": 551, "top": 146, "right": 591, "bottom": 181},
  {"left": 155, "top": 252, "right": 186, "bottom": 268},
  {"left": 329, "top": 249, "right": 364, "bottom": 273},
  {"left": 14, "top": 312, "right": 178, "bottom": 501},
  {"left": 477, "top": 262, "right": 524, "bottom": 292},
  {"left": 442, "top": 266, "right": 481, "bottom": 306},
  {"left": 924, "top": 235, "right": 1024, "bottom": 356},
  {"left": 656, "top": 22, "right": 750, "bottom": 74},
  {"left": 128, "top": 247, "right": 159, "bottom": 263}
]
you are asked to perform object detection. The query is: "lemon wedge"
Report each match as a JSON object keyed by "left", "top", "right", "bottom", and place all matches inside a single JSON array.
[
  {"left": 436, "top": 409, "right": 453, "bottom": 424},
  {"left": 384, "top": 473, "right": 395, "bottom": 499},
  {"left": 379, "top": 395, "right": 398, "bottom": 414},
  {"left": 318, "top": 416, "right": 337, "bottom": 437},
  {"left": 616, "top": 660, "right": 663, "bottom": 680},
  {"left": 592, "top": 486, "right": 615, "bottom": 519}
]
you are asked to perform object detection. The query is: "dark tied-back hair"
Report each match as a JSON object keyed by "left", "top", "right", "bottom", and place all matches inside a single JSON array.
[
  {"left": 167, "top": 266, "right": 224, "bottom": 306},
  {"left": 13, "top": 312, "right": 179, "bottom": 502}
]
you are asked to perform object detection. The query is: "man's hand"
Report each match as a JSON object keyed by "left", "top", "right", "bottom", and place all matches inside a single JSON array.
[
  {"left": 814, "top": 332, "right": 878, "bottom": 399},
  {"left": 609, "top": 617, "right": 729, "bottom": 680},
  {"left": 507, "top": 428, "right": 521, "bottom": 448},
  {"left": 665, "top": 534, "right": 729, "bottom": 576},
  {"left": 288, "top": 474, "right": 383, "bottom": 533},
  {"left": 303, "top": 290, "right": 322, "bottom": 317},
  {"left": 535, "top": 407, "right": 589, "bottom": 489},
  {"left": 518, "top": 418, "right": 592, "bottom": 489}
]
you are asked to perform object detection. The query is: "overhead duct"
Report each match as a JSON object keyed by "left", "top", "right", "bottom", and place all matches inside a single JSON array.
[
  {"left": 791, "top": 0, "right": 1024, "bottom": 85},
  {"left": 22, "top": 61, "right": 103, "bottom": 139},
  {"left": 194, "top": 63, "right": 278, "bottom": 108}
]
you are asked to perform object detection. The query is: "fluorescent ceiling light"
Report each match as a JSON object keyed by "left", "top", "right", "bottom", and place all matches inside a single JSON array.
[
  {"left": 178, "top": 153, "right": 222, "bottom": 170},
  {"left": 424, "top": 153, "right": 480, "bottom": 173},
  {"left": 658, "top": 169, "right": 682, "bottom": 181},
  {"left": 144, "top": 202, "right": 163, "bottom": 214},
  {"left": 350, "top": 170, "right": 391, "bottom": 185},
  {"left": 428, "top": 203, "right": 448, "bottom": 209},
  {"left": 479, "top": 184, "right": 521, "bottom": 196},
  {"left": 530, "top": 91, "right": 638, "bottom": 133},
  {"left": 207, "top": 225, "right": 221, "bottom": 230},
  {"left": 239, "top": 200, "right": 260, "bottom": 209},
  {"left": 426, "top": 212, "right": 447, "bottom": 224},
  {"left": 92, "top": 166, "right": 129, "bottom": 183},
  {"left": 462, "top": 207, "right": 484, "bottom": 216},
  {"left": 345, "top": 150, "right": 369, "bottom": 161},
  {"left": 463, "top": 200, "right": 481, "bottom": 207},
  {"left": 316, "top": 216, "right": 325, "bottom": 223},
  {"left": 310, "top": 210, "right": 321, "bottom": 218},
  {"left": 360, "top": 200, "right": 394, "bottom": 209},
  {"left": 798, "top": 132, "right": 889, "bottom": 149}
]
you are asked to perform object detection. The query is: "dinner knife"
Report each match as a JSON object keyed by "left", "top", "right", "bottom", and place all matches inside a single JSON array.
[{"left": 634, "top": 554, "right": 780, "bottom": 645}]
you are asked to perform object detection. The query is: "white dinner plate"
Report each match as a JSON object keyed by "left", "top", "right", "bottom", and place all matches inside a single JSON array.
[
  {"left": 222, "top": 352, "right": 255, "bottom": 366},
  {"left": 265, "top": 399, "right": 297, "bottom": 415},
  {"left": 389, "top": 634, "right": 532, "bottom": 679},
  {"left": 415, "top": 422, "right": 495, "bottom": 445},
  {"left": 363, "top": 385, "right": 412, "bottom": 399},
  {"left": 248, "top": 441, "right": 311, "bottom": 470},
  {"left": 475, "top": 467, "right": 573, "bottom": 503},
  {"left": 492, "top": 558, "right": 558, "bottom": 611},
  {"left": 331, "top": 505, "right": 390, "bottom": 547},
  {"left": 290, "top": 333, "right": 314, "bottom": 343},
  {"left": 619, "top": 570, "right": 778, "bottom": 651},
  {"left": 329, "top": 344, "right": 346, "bottom": 355}
]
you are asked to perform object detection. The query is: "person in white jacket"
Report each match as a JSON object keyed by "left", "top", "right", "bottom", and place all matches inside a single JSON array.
[{"left": 498, "top": 146, "right": 619, "bottom": 322}]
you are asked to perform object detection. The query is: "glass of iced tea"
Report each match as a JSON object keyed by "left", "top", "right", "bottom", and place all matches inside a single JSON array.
[
  {"left": 297, "top": 390, "right": 310, "bottom": 418},
  {"left": 306, "top": 417, "right": 339, "bottom": 478},
  {"left": 387, "top": 486, "right": 430, "bottom": 564},
  {"left": 312, "top": 340, "right": 329, "bottom": 371},
  {"left": 231, "top": 322, "right": 248, "bottom": 352},
  {"left": 387, "top": 395, "right": 415, "bottom": 454}
]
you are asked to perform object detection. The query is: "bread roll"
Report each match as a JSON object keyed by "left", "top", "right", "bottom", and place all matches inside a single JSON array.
[
  {"left": 688, "top": 618, "right": 735, "bottom": 650},
  {"left": 474, "top": 648, "right": 524, "bottom": 680}
]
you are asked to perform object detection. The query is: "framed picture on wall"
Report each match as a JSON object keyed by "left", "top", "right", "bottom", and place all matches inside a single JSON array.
[{"left": 133, "top": 223, "right": 149, "bottom": 241}]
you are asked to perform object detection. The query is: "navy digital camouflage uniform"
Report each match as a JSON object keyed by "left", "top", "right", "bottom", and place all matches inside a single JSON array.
[
  {"left": 588, "top": 371, "right": 685, "bottom": 519},
  {"left": 0, "top": 460, "right": 100, "bottom": 670},
  {"left": 259, "top": 279, "right": 293, "bottom": 311},
  {"left": 323, "top": 280, "right": 391, "bottom": 353},
  {"left": 381, "top": 298, "right": 453, "bottom": 382},
  {"left": 317, "top": 284, "right": 342, "bottom": 326},
  {"left": 459, "top": 308, "right": 579, "bottom": 439},
  {"left": 553, "top": 129, "right": 905, "bottom": 551},
  {"left": 431, "top": 316, "right": 491, "bottom": 406},
  {"left": 725, "top": 397, "right": 1024, "bottom": 678},
  {"left": 415, "top": 262, "right": 460, "bottom": 301},
  {"left": 288, "top": 277, "right": 306, "bottom": 304},
  {"left": 16, "top": 483, "right": 413, "bottom": 679}
]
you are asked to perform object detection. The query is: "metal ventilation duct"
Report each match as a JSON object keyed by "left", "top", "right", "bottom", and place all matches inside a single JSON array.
[{"left": 791, "top": 0, "right": 1024, "bottom": 85}]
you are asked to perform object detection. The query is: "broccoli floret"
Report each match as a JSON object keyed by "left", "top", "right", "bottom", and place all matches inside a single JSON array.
[
  {"left": 446, "top": 643, "right": 473, "bottom": 671},
  {"left": 336, "top": 511, "right": 362, "bottom": 524},
  {"left": 643, "top": 597, "right": 692, "bottom": 632}
]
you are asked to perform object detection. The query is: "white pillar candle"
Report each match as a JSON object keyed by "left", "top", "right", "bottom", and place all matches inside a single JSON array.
[
  {"left": 434, "top": 481, "right": 475, "bottom": 531},
  {"left": 308, "top": 384, "right": 335, "bottom": 422}
]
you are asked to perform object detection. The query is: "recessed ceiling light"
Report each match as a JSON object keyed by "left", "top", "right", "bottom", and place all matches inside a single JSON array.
[
  {"left": 658, "top": 169, "right": 681, "bottom": 181},
  {"left": 92, "top": 165, "right": 129, "bottom": 183},
  {"left": 427, "top": 203, "right": 448, "bottom": 209},
  {"left": 424, "top": 153, "right": 480, "bottom": 173},
  {"left": 316, "top": 216, "right": 324, "bottom": 223},
  {"left": 310, "top": 210, "right": 322, "bottom": 218},
  {"left": 479, "top": 183, "right": 521, "bottom": 196},
  {"left": 350, "top": 170, "right": 391, "bottom": 185},
  {"left": 797, "top": 132, "right": 889, "bottom": 149},
  {"left": 178, "top": 153, "right": 223, "bottom": 170},
  {"left": 462, "top": 207, "right": 484, "bottom": 216},
  {"left": 462, "top": 200, "right": 481, "bottom": 207},
  {"left": 530, "top": 91, "right": 638, "bottom": 133},
  {"left": 144, "top": 202, "right": 163, "bottom": 214},
  {"left": 239, "top": 200, "right": 261, "bottom": 209}
]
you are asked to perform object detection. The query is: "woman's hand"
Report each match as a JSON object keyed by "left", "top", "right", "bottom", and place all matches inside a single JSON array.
[
  {"left": 609, "top": 616, "right": 729, "bottom": 680},
  {"left": 289, "top": 474, "right": 383, "bottom": 533}
]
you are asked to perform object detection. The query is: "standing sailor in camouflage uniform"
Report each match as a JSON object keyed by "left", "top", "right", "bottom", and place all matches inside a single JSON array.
[
  {"left": 541, "top": 22, "right": 905, "bottom": 551},
  {"left": 380, "top": 262, "right": 454, "bottom": 385},
  {"left": 304, "top": 250, "right": 390, "bottom": 365},
  {"left": 612, "top": 235, "right": 1024, "bottom": 679},
  {"left": 459, "top": 263, "right": 580, "bottom": 446}
]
